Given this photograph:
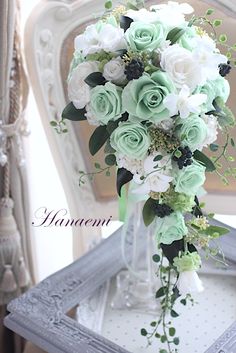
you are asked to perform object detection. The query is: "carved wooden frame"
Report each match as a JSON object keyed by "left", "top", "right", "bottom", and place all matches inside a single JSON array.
[{"left": 4, "top": 218, "right": 236, "bottom": 353}]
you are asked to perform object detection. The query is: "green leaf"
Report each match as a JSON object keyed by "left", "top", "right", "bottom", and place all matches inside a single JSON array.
[
  {"left": 180, "top": 299, "right": 187, "bottom": 305},
  {"left": 94, "top": 162, "right": 101, "bottom": 169},
  {"left": 104, "top": 140, "right": 116, "bottom": 154},
  {"left": 105, "top": 0, "right": 112, "bottom": 9},
  {"left": 120, "top": 15, "right": 133, "bottom": 32},
  {"left": 141, "top": 328, "right": 147, "bottom": 336},
  {"left": 169, "top": 327, "right": 176, "bottom": 337},
  {"left": 89, "top": 126, "right": 110, "bottom": 156},
  {"left": 213, "top": 19, "right": 222, "bottom": 27},
  {"left": 173, "top": 337, "right": 180, "bottom": 345},
  {"left": 210, "top": 143, "right": 219, "bottom": 152},
  {"left": 117, "top": 168, "right": 133, "bottom": 196},
  {"left": 153, "top": 155, "right": 163, "bottom": 162},
  {"left": 161, "top": 335, "right": 167, "bottom": 343},
  {"left": 160, "top": 350, "right": 168, "bottom": 353},
  {"left": 231, "top": 138, "right": 235, "bottom": 147},
  {"left": 152, "top": 254, "right": 161, "bottom": 263},
  {"left": 213, "top": 97, "right": 236, "bottom": 127},
  {"left": 142, "top": 198, "right": 157, "bottom": 227},
  {"left": 62, "top": 102, "right": 87, "bottom": 121},
  {"left": 219, "top": 34, "right": 227, "bottom": 43},
  {"left": 204, "top": 225, "right": 229, "bottom": 238},
  {"left": 170, "top": 310, "right": 179, "bottom": 318},
  {"left": 167, "top": 27, "right": 186, "bottom": 44},
  {"left": 50, "top": 121, "right": 57, "bottom": 127},
  {"left": 206, "top": 8, "right": 214, "bottom": 15},
  {"left": 150, "top": 321, "right": 157, "bottom": 327},
  {"left": 193, "top": 150, "right": 216, "bottom": 172},
  {"left": 105, "top": 154, "right": 116, "bottom": 166},
  {"left": 156, "top": 287, "right": 166, "bottom": 298},
  {"left": 84, "top": 72, "right": 107, "bottom": 88}
]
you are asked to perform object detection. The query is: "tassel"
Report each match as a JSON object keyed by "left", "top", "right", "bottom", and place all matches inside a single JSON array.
[
  {"left": 0, "top": 197, "right": 30, "bottom": 304},
  {"left": 0, "top": 264, "right": 17, "bottom": 292},
  {"left": 18, "top": 257, "right": 30, "bottom": 288}
]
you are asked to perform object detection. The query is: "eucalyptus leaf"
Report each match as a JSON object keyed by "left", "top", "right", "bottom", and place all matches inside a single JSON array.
[
  {"left": 105, "top": 154, "right": 116, "bottom": 166},
  {"left": 117, "top": 168, "right": 133, "bottom": 196},
  {"left": 62, "top": 102, "right": 87, "bottom": 121},
  {"left": 142, "top": 198, "right": 157, "bottom": 227},
  {"left": 89, "top": 126, "right": 110, "bottom": 156},
  {"left": 85, "top": 72, "right": 107, "bottom": 88},
  {"left": 193, "top": 150, "right": 216, "bottom": 172},
  {"left": 170, "top": 310, "right": 179, "bottom": 318},
  {"left": 155, "top": 287, "right": 166, "bottom": 298}
]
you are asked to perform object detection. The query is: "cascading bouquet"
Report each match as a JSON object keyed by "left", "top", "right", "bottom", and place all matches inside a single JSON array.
[{"left": 55, "top": 0, "right": 236, "bottom": 351}]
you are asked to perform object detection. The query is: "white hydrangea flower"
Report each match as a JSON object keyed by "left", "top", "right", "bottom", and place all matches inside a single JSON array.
[
  {"left": 163, "top": 85, "right": 207, "bottom": 119},
  {"left": 201, "top": 114, "right": 219, "bottom": 148},
  {"left": 74, "top": 23, "right": 126, "bottom": 56},
  {"left": 177, "top": 271, "right": 204, "bottom": 296},
  {"left": 192, "top": 35, "right": 228, "bottom": 82},
  {"left": 150, "top": 1, "right": 194, "bottom": 27},
  {"left": 116, "top": 154, "right": 144, "bottom": 175},
  {"left": 103, "top": 57, "right": 126, "bottom": 85},
  {"left": 85, "top": 104, "right": 99, "bottom": 126},
  {"left": 132, "top": 154, "right": 173, "bottom": 194},
  {"left": 68, "top": 61, "right": 99, "bottom": 109}
]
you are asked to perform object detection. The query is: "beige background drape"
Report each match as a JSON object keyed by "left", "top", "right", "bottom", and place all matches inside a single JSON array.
[{"left": 0, "top": 0, "right": 35, "bottom": 352}]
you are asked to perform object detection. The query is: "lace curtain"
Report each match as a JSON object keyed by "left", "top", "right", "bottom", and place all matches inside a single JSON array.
[{"left": 0, "top": 0, "right": 35, "bottom": 352}]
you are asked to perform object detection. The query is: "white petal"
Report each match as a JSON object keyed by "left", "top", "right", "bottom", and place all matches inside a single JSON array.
[
  {"left": 177, "top": 271, "right": 204, "bottom": 296},
  {"left": 179, "top": 85, "right": 191, "bottom": 98},
  {"left": 188, "top": 93, "right": 207, "bottom": 107},
  {"left": 179, "top": 105, "right": 191, "bottom": 119},
  {"left": 179, "top": 3, "right": 194, "bottom": 14},
  {"left": 163, "top": 94, "right": 179, "bottom": 115}
]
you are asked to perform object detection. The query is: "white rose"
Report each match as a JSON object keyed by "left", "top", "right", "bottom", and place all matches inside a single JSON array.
[
  {"left": 75, "top": 23, "right": 126, "bottom": 56},
  {"left": 103, "top": 58, "right": 126, "bottom": 85},
  {"left": 126, "top": 8, "right": 160, "bottom": 23},
  {"left": 160, "top": 44, "right": 202, "bottom": 91},
  {"left": 68, "top": 61, "right": 99, "bottom": 109},
  {"left": 177, "top": 271, "right": 204, "bottom": 296},
  {"left": 151, "top": 1, "right": 193, "bottom": 27},
  {"left": 99, "top": 24, "right": 127, "bottom": 53},
  {"left": 201, "top": 114, "right": 219, "bottom": 148}
]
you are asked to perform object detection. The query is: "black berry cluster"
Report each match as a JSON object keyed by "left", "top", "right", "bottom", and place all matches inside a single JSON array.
[
  {"left": 125, "top": 59, "right": 144, "bottom": 81},
  {"left": 153, "top": 203, "right": 173, "bottom": 218},
  {"left": 219, "top": 61, "right": 232, "bottom": 77},
  {"left": 173, "top": 146, "right": 193, "bottom": 170}
]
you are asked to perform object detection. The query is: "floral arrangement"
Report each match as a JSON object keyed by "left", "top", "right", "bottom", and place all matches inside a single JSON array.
[{"left": 55, "top": 1, "right": 236, "bottom": 352}]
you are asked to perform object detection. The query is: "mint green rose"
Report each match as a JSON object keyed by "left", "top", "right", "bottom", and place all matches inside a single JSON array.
[
  {"left": 175, "top": 115, "right": 208, "bottom": 151},
  {"left": 174, "top": 161, "right": 206, "bottom": 196},
  {"left": 122, "top": 72, "right": 175, "bottom": 123},
  {"left": 156, "top": 212, "right": 188, "bottom": 245},
  {"left": 110, "top": 121, "right": 150, "bottom": 159},
  {"left": 90, "top": 82, "right": 123, "bottom": 125},
  {"left": 125, "top": 21, "right": 167, "bottom": 52},
  {"left": 173, "top": 253, "right": 202, "bottom": 272},
  {"left": 177, "top": 27, "right": 197, "bottom": 51},
  {"left": 196, "top": 77, "right": 230, "bottom": 112}
]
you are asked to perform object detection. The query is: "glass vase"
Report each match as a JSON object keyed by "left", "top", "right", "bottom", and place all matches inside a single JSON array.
[{"left": 111, "top": 201, "right": 160, "bottom": 312}]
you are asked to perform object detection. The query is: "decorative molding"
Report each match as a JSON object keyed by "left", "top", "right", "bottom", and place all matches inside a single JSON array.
[{"left": 4, "top": 218, "right": 236, "bottom": 353}]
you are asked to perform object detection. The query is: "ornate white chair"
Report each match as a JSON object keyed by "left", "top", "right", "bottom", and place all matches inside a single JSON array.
[{"left": 24, "top": 0, "right": 236, "bottom": 259}]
